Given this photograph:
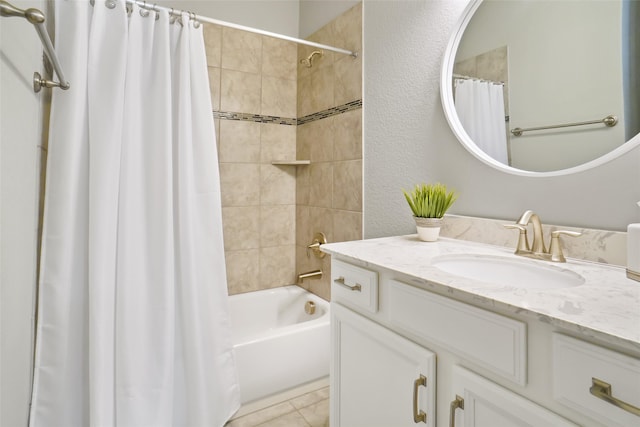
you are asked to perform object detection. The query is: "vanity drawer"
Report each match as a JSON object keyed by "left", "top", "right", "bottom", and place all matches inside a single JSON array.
[
  {"left": 552, "top": 333, "right": 640, "bottom": 427},
  {"left": 331, "top": 259, "right": 378, "bottom": 313},
  {"left": 387, "top": 279, "right": 527, "bottom": 385}
]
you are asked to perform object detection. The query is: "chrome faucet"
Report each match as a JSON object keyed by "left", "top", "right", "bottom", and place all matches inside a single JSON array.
[{"left": 505, "top": 210, "right": 581, "bottom": 262}]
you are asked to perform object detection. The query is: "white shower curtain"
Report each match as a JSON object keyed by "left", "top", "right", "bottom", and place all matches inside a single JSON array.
[
  {"left": 454, "top": 79, "right": 509, "bottom": 164},
  {"left": 29, "top": 1, "right": 240, "bottom": 426}
]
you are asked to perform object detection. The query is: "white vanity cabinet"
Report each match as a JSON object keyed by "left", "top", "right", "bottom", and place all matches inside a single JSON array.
[
  {"left": 331, "top": 303, "right": 436, "bottom": 427},
  {"left": 329, "top": 255, "right": 639, "bottom": 427},
  {"left": 451, "top": 366, "right": 577, "bottom": 427}
]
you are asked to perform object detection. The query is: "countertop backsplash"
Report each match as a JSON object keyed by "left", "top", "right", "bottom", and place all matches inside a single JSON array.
[{"left": 441, "top": 214, "right": 627, "bottom": 267}]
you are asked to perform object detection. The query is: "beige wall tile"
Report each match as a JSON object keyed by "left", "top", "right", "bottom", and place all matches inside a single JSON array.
[
  {"left": 262, "top": 76, "right": 297, "bottom": 118},
  {"left": 296, "top": 124, "right": 311, "bottom": 160},
  {"left": 294, "top": 245, "right": 314, "bottom": 292},
  {"left": 333, "top": 209, "right": 363, "bottom": 243},
  {"left": 310, "top": 67, "right": 334, "bottom": 113},
  {"left": 309, "top": 207, "right": 334, "bottom": 244},
  {"left": 219, "top": 163, "right": 260, "bottom": 207},
  {"left": 332, "top": 2, "right": 363, "bottom": 53},
  {"left": 297, "top": 74, "right": 313, "bottom": 117},
  {"left": 305, "top": 118, "right": 334, "bottom": 162},
  {"left": 260, "top": 205, "right": 295, "bottom": 247},
  {"left": 219, "top": 120, "right": 261, "bottom": 163},
  {"left": 309, "top": 163, "right": 333, "bottom": 208},
  {"left": 307, "top": 25, "right": 336, "bottom": 70},
  {"left": 225, "top": 249, "right": 260, "bottom": 295},
  {"left": 333, "top": 109, "right": 362, "bottom": 161},
  {"left": 207, "top": 67, "right": 221, "bottom": 111},
  {"left": 221, "top": 69, "right": 261, "bottom": 114},
  {"left": 307, "top": 254, "right": 331, "bottom": 301},
  {"left": 222, "top": 206, "right": 260, "bottom": 251},
  {"left": 203, "top": 23, "right": 222, "bottom": 67},
  {"left": 295, "top": 243, "right": 325, "bottom": 295},
  {"left": 260, "top": 245, "right": 296, "bottom": 287},
  {"left": 262, "top": 37, "right": 297, "bottom": 80},
  {"left": 260, "top": 164, "right": 296, "bottom": 205},
  {"left": 261, "top": 123, "right": 296, "bottom": 163},
  {"left": 334, "top": 54, "right": 362, "bottom": 106},
  {"left": 220, "top": 3, "right": 362, "bottom": 301},
  {"left": 296, "top": 205, "right": 311, "bottom": 247},
  {"left": 333, "top": 160, "right": 362, "bottom": 211},
  {"left": 221, "top": 27, "right": 262, "bottom": 74},
  {"left": 296, "top": 165, "right": 310, "bottom": 205}
]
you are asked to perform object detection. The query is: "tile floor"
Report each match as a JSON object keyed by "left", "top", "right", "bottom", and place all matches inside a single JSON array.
[{"left": 226, "top": 387, "right": 330, "bottom": 427}]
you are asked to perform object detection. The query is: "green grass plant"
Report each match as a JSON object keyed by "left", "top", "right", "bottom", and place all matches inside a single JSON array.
[{"left": 403, "top": 183, "right": 458, "bottom": 218}]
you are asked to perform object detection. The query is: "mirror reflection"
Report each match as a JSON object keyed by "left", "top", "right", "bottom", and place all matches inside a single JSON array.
[{"left": 452, "top": 0, "right": 639, "bottom": 172}]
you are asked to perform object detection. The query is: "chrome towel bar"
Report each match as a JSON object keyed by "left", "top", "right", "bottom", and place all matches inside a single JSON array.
[
  {"left": 1, "top": 0, "right": 69, "bottom": 91},
  {"left": 511, "top": 114, "right": 617, "bottom": 137}
]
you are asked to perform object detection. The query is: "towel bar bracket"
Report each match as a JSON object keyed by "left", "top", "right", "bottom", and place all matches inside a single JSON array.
[{"left": 1, "top": 0, "right": 70, "bottom": 91}]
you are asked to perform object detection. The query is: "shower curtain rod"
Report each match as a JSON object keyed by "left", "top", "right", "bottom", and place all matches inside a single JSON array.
[
  {"left": 110, "top": 0, "right": 359, "bottom": 58},
  {"left": 453, "top": 73, "right": 504, "bottom": 85}
]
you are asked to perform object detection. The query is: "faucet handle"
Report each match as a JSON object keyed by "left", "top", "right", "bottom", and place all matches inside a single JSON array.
[
  {"left": 549, "top": 230, "right": 582, "bottom": 262},
  {"left": 306, "top": 232, "right": 328, "bottom": 259},
  {"left": 504, "top": 224, "right": 530, "bottom": 254}
]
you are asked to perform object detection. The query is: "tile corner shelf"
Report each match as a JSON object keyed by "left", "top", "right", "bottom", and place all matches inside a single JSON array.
[{"left": 270, "top": 160, "right": 311, "bottom": 165}]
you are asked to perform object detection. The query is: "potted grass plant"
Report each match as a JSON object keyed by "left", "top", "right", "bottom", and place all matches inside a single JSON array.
[{"left": 403, "top": 183, "right": 458, "bottom": 241}]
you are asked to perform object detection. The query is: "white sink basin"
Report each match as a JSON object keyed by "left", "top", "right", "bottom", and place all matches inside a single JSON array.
[{"left": 431, "top": 254, "right": 585, "bottom": 289}]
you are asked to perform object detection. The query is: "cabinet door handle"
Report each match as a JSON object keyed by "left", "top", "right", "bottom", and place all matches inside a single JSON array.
[
  {"left": 590, "top": 377, "right": 640, "bottom": 417},
  {"left": 449, "top": 395, "right": 464, "bottom": 427},
  {"left": 334, "top": 276, "right": 362, "bottom": 292},
  {"left": 413, "top": 374, "right": 427, "bottom": 423}
]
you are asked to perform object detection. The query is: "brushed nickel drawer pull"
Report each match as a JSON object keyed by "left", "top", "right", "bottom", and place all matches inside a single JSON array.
[
  {"left": 590, "top": 377, "right": 640, "bottom": 417},
  {"left": 449, "top": 395, "right": 464, "bottom": 427},
  {"left": 413, "top": 375, "right": 427, "bottom": 423},
  {"left": 334, "top": 276, "right": 362, "bottom": 292}
]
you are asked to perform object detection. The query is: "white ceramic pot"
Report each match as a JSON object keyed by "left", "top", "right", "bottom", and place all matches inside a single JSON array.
[{"left": 414, "top": 217, "right": 443, "bottom": 242}]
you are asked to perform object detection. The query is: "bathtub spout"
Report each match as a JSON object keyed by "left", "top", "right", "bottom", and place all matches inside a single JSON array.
[{"left": 297, "top": 269, "right": 323, "bottom": 284}]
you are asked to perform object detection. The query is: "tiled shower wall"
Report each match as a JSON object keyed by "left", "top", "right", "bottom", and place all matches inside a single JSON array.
[
  {"left": 295, "top": 3, "right": 363, "bottom": 301},
  {"left": 204, "top": 3, "right": 362, "bottom": 299}
]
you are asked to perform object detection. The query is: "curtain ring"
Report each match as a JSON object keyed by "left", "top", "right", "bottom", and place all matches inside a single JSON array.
[
  {"left": 105, "top": 0, "right": 116, "bottom": 9},
  {"left": 139, "top": 1, "right": 149, "bottom": 16}
]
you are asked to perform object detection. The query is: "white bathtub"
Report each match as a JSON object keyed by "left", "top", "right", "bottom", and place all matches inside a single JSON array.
[{"left": 228, "top": 285, "right": 330, "bottom": 405}]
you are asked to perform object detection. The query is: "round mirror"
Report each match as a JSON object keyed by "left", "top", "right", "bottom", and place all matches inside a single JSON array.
[{"left": 441, "top": 0, "right": 640, "bottom": 177}]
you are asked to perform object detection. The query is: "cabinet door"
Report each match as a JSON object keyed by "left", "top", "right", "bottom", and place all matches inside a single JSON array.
[
  {"left": 331, "top": 303, "right": 436, "bottom": 427},
  {"left": 451, "top": 366, "right": 577, "bottom": 427}
]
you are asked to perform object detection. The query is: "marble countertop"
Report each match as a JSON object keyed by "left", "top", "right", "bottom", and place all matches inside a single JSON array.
[{"left": 322, "top": 235, "right": 640, "bottom": 353}]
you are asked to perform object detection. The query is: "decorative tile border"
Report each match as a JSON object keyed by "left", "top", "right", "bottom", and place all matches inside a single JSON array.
[
  {"left": 297, "top": 100, "right": 362, "bottom": 125},
  {"left": 213, "top": 111, "right": 297, "bottom": 125},
  {"left": 213, "top": 99, "right": 362, "bottom": 126}
]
